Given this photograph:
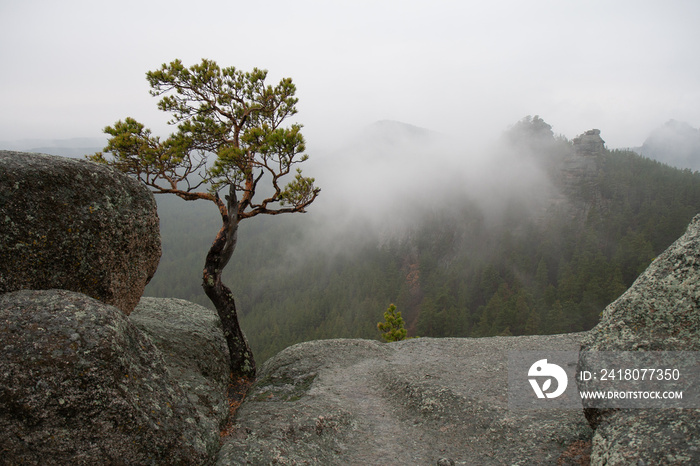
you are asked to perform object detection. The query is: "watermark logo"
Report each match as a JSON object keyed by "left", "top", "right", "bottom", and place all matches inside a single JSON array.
[
  {"left": 528, "top": 359, "right": 568, "bottom": 399},
  {"left": 509, "top": 351, "right": 698, "bottom": 410}
]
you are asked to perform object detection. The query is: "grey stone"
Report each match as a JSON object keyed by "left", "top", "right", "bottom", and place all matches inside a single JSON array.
[
  {"left": 0, "top": 151, "right": 160, "bottom": 315},
  {"left": 0, "top": 290, "right": 216, "bottom": 465},
  {"left": 217, "top": 334, "right": 591, "bottom": 465},
  {"left": 588, "top": 410, "right": 700, "bottom": 465},
  {"left": 555, "top": 129, "right": 605, "bottom": 218},
  {"left": 573, "top": 129, "right": 605, "bottom": 156},
  {"left": 130, "top": 297, "right": 231, "bottom": 438},
  {"left": 579, "top": 214, "right": 700, "bottom": 464}
]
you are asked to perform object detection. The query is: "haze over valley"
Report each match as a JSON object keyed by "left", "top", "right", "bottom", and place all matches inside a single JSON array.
[{"left": 134, "top": 116, "right": 700, "bottom": 361}]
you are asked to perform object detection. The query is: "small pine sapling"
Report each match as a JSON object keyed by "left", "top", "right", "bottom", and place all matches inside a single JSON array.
[{"left": 377, "top": 304, "right": 407, "bottom": 342}]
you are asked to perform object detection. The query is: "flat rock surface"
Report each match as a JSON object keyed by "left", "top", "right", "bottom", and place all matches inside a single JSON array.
[{"left": 218, "top": 334, "right": 591, "bottom": 465}]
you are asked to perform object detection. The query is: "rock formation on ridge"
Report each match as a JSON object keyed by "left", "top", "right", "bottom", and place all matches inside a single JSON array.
[{"left": 572, "top": 129, "right": 605, "bottom": 156}]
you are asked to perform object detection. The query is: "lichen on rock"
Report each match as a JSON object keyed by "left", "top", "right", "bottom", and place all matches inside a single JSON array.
[
  {"left": 579, "top": 213, "right": 700, "bottom": 464},
  {"left": 0, "top": 151, "right": 160, "bottom": 315},
  {"left": 0, "top": 290, "right": 216, "bottom": 464},
  {"left": 130, "top": 297, "right": 231, "bottom": 435}
]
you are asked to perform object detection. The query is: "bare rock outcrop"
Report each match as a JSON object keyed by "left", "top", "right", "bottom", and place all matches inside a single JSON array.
[
  {"left": 560, "top": 130, "right": 603, "bottom": 193},
  {"left": 218, "top": 335, "right": 591, "bottom": 465},
  {"left": 572, "top": 129, "right": 605, "bottom": 156},
  {"left": 0, "top": 151, "right": 160, "bottom": 315},
  {"left": 0, "top": 290, "right": 217, "bottom": 464},
  {"left": 579, "top": 213, "right": 700, "bottom": 464}
]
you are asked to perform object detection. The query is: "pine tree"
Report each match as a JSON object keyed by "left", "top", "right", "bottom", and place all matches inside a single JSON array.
[
  {"left": 377, "top": 304, "right": 407, "bottom": 342},
  {"left": 89, "top": 59, "right": 319, "bottom": 378}
]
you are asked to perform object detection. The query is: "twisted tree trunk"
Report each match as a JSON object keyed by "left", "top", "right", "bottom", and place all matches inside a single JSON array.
[{"left": 202, "top": 185, "right": 256, "bottom": 378}]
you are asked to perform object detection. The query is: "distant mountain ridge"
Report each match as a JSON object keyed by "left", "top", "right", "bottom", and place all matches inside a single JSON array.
[
  {"left": 636, "top": 120, "right": 700, "bottom": 171},
  {"left": 326, "top": 119, "right": 446, "bottom": 162},
  {"left": 0, "top": 137, "right": 106, "bottom": 158},
  {"left": 359, "top": 119, "right": 442, "bottom": 143}
]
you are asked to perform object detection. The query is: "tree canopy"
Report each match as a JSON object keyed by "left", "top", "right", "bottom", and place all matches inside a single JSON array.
[{"left": 90, "top": 59, "right": 319, "bottom": 216}]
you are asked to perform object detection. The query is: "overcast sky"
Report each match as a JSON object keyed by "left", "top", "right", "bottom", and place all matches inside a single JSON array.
[{"left": 1, "top": 0, "right": 699, "bottom": 149}]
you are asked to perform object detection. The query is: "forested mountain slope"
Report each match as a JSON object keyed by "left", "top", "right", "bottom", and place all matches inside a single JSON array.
[{"left": 144, "top": 117, "right": 700, "bottom": 361}]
